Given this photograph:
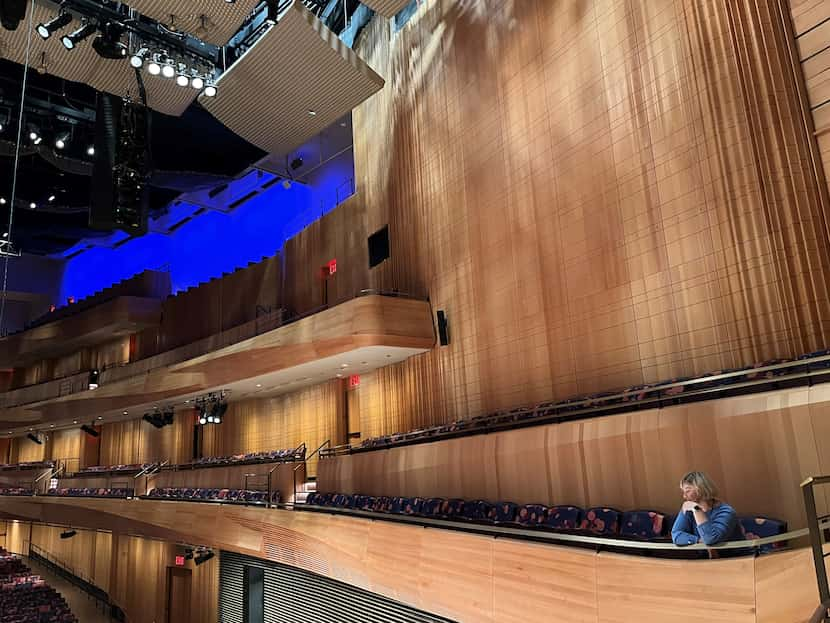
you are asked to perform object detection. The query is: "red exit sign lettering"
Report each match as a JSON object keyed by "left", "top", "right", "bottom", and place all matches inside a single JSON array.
[
  {"left": 175, "top": 556, "right": 185, "bottom": 566},
  {"left": 349, "top": 374, "right": 360, "bottom": 388}
]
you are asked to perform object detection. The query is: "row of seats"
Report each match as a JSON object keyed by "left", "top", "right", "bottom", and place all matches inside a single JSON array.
[
  {"left": 0, "top": 461, "right": 54, "bottom": 472},
  {"left": 47, "top": 488, "right": 133, "bottom": 499},
  {"left": 146, "top": 487, "right": 280, "bottom": 505},
  {"left": 0, "top": 489, "right": 33, "bottom": 496},
  {"left": 354, "top": 349, "right": 830, "bottom": 451},
  {"left": 77, "top": 463, "right": 154, "bottom": 475},
  {"left": 0, "top": 549, "right": 76, "bottom": 623},
  {"left": 181, "top": 448, "right": 304, "bottom": 468},
  {"left": 18, "top": 269, "right": 170, "bottom": 336},
  {"left": 305, "top": 493, "right": 787, "bottom": 552}
]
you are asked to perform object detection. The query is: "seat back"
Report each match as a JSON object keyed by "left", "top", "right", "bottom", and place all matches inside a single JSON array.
[
  {"left": 620, "top": 510, "right": 666, "bottom": 539},
  {"left": 516, "top": 504, "right": 547, "bottom": 526},
  {"left": 581, "top": 507, "right": 621, "bottom": 535},
  {"left": 543, "top": 505, "right": 583, "bottom": 531},
  {"left": 738, "top": 516, "right": 788, "bottom": 553}
]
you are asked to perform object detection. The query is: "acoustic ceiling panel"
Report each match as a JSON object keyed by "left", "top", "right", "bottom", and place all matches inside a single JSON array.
[
  {"left": 200, "top": 1, "right": 384, "bottom": 155},
  {"left": 360, "top": 0, "right": 412, "bottom": 19},
  {"left": 125, "top": 0, "right": 262, "bottom": 46},
  {"left": 0, "top": 3, "right": 197, "bottom": 116}
]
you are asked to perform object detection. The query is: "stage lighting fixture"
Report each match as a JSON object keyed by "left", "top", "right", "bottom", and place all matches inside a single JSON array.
[
  {"left": 37, "top": 12, "right": 72, "bottom": 39},
  {"left": 176, "top": 73, "right": 190, "bottom": 88},
  {"left": 26, "top": 433, "right": 42, "bottom": 445},
  {"left": 147, "top": 55, "right": 161, "bottom": 75},
  {"left": 290, "top": 156, "right": 303, "bottom": 170},
  {"left": 203, "top": 84, "right": 217, "bottom": 98},
  {"left": 80, "top": 424, "right": 99, "bottom": 437},
  {"left": 28, "top": 129, "right": 39, "bottom": 141},
  {"left": 48, "top": 195, "right": 56, "bottom": 202},
  {"left": 198, "top": 410, "right": 207, "bottom": 425},
  {"left": 86, "top": 145, "right": 95, "bottom": 156},
  {"left": 33, "top": 136, "right": 42, "bottom": 146},
  {"left": 194, "top": 551, "right": 214, "bottom": 565},
  {"left": 60, "top": 530, "right": 77, "bottom": 539},
  {"left": 161, "top": 58, "right": 176, "bottom": 78},
  {"left": 206, "top": 414, "right": 215, "bottom": 424},
  {"left": 62, "top": 22, "right": 96, "bottom": 50},
  {"left": 191, "top": 75, "right": 204, "bottom": 90},
  {"left": 0, "top": 198, "right": 5, "bottom": 205},
  {"left": 29, "top": 202, "right": 37, "bottom": 209},
  {"left": 54, "top": 132, "right": 70, "bottom": 150},
  {"left": 88, "top": 369, "right": 99, "bottom": 390},
  {"left": 163, "top": 409, "right": 174, "bottom": 426},
  {"left": 130, "top": 47, "right": 149, "bottom": 69},
  {"left": 92, "top": 22, "right": 127, "bottom": 60}
]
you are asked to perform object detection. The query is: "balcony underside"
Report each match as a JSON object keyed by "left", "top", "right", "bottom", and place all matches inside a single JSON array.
[{"left": 0, "top": 295, "right": 435, "bottom": 430}]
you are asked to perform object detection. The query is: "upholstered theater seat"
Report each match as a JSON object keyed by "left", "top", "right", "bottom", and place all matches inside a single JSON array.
[
  {"left": 738, "top": 516, "right": 788, "bottom": 553},
  {"left": 620, "top": 510, "right": 667, "bottom": 540},
  {"left": 461, "top": 500, "right": 494, "bottom": 522},
  {"left": 492, "top": 501, "right": 518, "bottom": 523},
  {"left": 581, "top": 507, "right": 621, "bottom": 535},
  {"left": 543, "top": 505, "right": 583, "bottom": 531},
  {"left": 515, "top": 504, "right": 547, "bottom": 527}
]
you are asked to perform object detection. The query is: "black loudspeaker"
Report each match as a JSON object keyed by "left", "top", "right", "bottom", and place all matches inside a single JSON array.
[
  {"left": 243, "top": 566, "right": 264, "bottom": 623},
  {"left": 368, "top": 225, "right": 390, "bottom": 268},
  {"left": 89, "top": 94, "right": 150, "bottom": 234},
  {"left": 437, "top": 309, "right": 449, "bottom": 346},
  {"left": 0, "top": 0, "right": 27, "bottom": 31}
]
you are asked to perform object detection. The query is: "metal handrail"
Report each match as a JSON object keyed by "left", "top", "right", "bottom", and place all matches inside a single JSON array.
[
  {"left": 297, "top": 503, "right": 822, "bottom": 553},
  {"left": 809, "top": 600, "right": 830, "bottom": 623},
  {"left": 803, "top": 476, "right": 830, "bottom": 608},
  {"left": 339, "top": 356, "right": 830, "bottom": 456}
]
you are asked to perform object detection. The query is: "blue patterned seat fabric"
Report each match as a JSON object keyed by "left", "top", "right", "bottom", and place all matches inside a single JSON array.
[
  {"left": 620, "top": 510, "right": 666, "bottom": 539},
  {"left": 421, "top": 498, "right": 445, "bottom": 517},
  {"left": 738, "top": 516, "right": 788, "bottom": 553},
  {"left": 581, "top": 507, "right": 621, "bottom": 535},
  {"left": 515, "top": 504, "right": 547, "bottom": 526},
  {"left": 440, "top": 498, "right": 465, "bottom": 518},
  {"left": 543, "top": 505, "right": 583, "bottom": 531},
  {"left": 492, "top": 501, "right": 518, "bottom": 523},
  {"left": 462, "top": 500, "right": 494, "bottom": 521}
]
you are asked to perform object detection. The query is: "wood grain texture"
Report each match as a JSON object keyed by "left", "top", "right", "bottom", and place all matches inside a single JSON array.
[
  {"left": 283, "top": 0, "right": 830, "bottom": 437},
  {"left": 2, "top": 499, "right": 822, "bottom": 623},
  {"left": 319, "top": 383, "right": 830, "bottom": 530}
]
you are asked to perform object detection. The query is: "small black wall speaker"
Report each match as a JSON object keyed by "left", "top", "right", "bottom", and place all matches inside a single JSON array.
[{"left": 437, "top": 310, "right": 449, "bottom": 346}]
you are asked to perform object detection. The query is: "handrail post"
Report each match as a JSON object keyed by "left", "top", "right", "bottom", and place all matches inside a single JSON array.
[{"left": 804, "top": 478, "right": 830, "bottom": 604}]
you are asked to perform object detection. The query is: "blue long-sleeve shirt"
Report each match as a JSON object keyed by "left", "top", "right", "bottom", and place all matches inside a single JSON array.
[{"left": 671, "top": 502, "right": 741, "bottom": 546}]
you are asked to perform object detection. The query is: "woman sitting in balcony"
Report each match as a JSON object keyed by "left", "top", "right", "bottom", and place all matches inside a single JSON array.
[{"left": 671, "top": 471, "right": 741, "bottom": 546}]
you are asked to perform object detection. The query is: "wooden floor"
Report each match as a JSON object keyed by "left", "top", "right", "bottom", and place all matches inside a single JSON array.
[{"left": 24, "top": 556, "right": 114, "bottom": 623}]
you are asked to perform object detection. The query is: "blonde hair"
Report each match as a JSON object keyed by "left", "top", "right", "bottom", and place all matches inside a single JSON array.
[{"left": 680, "top": 471, "right": 719, "bottom": 502}]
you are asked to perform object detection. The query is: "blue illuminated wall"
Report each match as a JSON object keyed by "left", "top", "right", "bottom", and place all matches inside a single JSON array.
[{"left": 59, "top": 180, "right": 318, "bottom": 303}]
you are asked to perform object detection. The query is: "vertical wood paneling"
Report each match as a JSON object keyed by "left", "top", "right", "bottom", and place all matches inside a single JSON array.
[
  {"left": 319, "top": 383, "right": 830, "bottom": 530},
  {"left": 271, "top": 0, "right": 830, "bottom": 437},
  {"left": 99, "top": 412, "right": 194, "bottom": 466}
]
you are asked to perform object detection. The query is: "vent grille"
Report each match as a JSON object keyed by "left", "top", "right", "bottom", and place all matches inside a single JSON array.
[{"left": 219, "top": 551, "right": 455, "bottom": 623}]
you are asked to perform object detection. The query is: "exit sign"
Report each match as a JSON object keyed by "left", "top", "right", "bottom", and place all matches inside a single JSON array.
[
  {"left": 327, "top": 259, "right": 337, "bottom": 275},
  {"left": 349, "top": 374, "right": 360, "bottom": 388},
  {"left": 175, "top": 556, "right": 185, "bottom": 566}
]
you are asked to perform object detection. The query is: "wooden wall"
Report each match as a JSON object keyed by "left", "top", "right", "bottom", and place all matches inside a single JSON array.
[
  {"left": 2, "top": 520, "right": 29, "bottom": 555},
  {"left": 30, "top": 524, "right": 111, "bottom": 592},
  {"left": 136, "top": 254, "right": 282, "bottom": 359},
  {"left": 23, "top": 523, "right": 218, "bottom": 623},
  {"left": 321, "top": 382, "right": 830, "bottom": 531},
  {"left": 99, "top": 411, "right": 195, "bottom": 467},
  {"left": 789, "top": 0, "right": 830, "bottom": 199},
  {"left": 16, "top": 337, "right": 130, "bottom": 388},
  {"left": 279, "top": 0, "right": 830, "bottom": 432},
  {"left": 201, "top": 380, "right": 345, "bottom": 476}
]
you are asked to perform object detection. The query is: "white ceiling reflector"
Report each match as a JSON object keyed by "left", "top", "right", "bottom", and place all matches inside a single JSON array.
[{"left": 200, "top": 2, "right": 384, "bottom": 155}]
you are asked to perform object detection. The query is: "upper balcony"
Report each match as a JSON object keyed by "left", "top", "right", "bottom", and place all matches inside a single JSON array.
[{"left": 0, "top": 292, "right": 435, "bottom": 432}]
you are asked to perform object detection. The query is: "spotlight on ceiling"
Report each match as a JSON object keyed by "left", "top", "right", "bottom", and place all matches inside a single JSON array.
[
  {"left": 54, "top": 131, "right": 70, "bottom": 150},
  {"left": 0, "top": 198, "right": 5, "bottom": 205},
  {"left": 203, "top": 84, "right": 217, "bottom": 98},
  {"left": 62, "top": 22, "right": 96, "bottom": 50},
  {"left": 33, "top": 136, "right": 42, "bottom": 146},
  {"left": 176, "top": 72, "right": 190, "bottom": 88},
  {"left": 191, "top": 75, "right": 204, "bottom": 90},
  {"left": 194, "top": 551, "right": 215, "bottom": 565},
  {"left": 290, "top": 156, "right": 303, "bottom": 171},
  {"left": 199, "top": 414, "right": 207, "bottom": 425},
  {"left": 80, "top": 424, "right": 99, "bottom": 437},
  {"left": 26, "top": 433, "right": 42, "bottom": 445},
  {"left": 147, "top": 55, "right": 161, "bottom": 75},
  {"left": 86, "top": 145, "right": 95, "bottom": 156},
  {"left": 161, "top": 60, "right": 176, "bottom": 79},
  {"left": 130, "top": 46, "right": 149, "bottom": 69},
  {"left": 60, "top": 530, "right": 77, "bottom": 539},
  {"left": 48, "top": 195, "right": 56, "bottom": 202},
  {"left": 93, "top": 22, "right": 127, "bottom": 59},
  {"left": 37, "top": 12, "right": 72, "bottom": 39},
  {"left": 29, "top": 202, "right": 36, "bottom": 209},
  {"left": 28, "top": 129, "right": 39, "bottom": 142}
]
